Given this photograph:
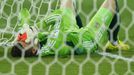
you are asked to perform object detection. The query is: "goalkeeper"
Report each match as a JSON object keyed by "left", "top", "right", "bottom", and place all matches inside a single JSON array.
[{"left": 11, "top": 0, "right": 128, "bottom": 57}]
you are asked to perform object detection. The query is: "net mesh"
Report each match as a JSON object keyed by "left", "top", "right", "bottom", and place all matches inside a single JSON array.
[{"left": 0, "top": 0, "right": 134, "bottom": 75}]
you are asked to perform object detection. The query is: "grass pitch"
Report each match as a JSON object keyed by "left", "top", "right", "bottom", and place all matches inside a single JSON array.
[{"left": 0, "top": 0, "right": 134, "bottom": 75}]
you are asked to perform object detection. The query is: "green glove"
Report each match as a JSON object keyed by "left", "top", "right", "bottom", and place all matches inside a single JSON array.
[
  {"left": 38, "top": 32, "right": 48, "bottom": 42},
  {"left": 19, "top": 8, "right": 30, "bottom": 27}
]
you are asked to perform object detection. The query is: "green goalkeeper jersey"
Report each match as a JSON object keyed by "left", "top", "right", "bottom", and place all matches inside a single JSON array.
[
  {"left": 37, "top": 7, "right": 113, "bottom": 56},
  {"left": 37, "top": 8, "right": 81, "bottom": 56}
]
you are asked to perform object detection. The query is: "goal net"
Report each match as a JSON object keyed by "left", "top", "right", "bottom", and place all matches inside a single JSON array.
[{"left": 0, "top": 0, "right": 134, "bottom": 75}]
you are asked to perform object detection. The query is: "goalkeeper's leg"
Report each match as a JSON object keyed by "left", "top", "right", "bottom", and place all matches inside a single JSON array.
[
  {"left": 60, "top": 0, "right": 76, "bottom": 15},
  {"left": 60, "top": 0, "right": 83, "bottom": 28},
  {"left": 83, "top": 0, "right": 117, "bottom": 51},
  {"left": 106, "top": 0, "right": 130, "bottom": 51},
  {"left": 75, "top": 0, "right": 117, "bottom": 54}
]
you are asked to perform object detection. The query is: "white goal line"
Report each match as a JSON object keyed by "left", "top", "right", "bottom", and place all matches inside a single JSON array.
[{"left": 97, "top": 51, "right": 134, "bottom": 62}]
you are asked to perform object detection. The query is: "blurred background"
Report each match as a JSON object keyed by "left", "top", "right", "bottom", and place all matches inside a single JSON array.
[{"left": 0, "top": 0, "right": 134, "bottom": 75}]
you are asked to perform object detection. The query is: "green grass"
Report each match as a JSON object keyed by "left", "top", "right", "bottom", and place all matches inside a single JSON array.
[{"left": 0, "top": 0, "right": 134, "bottom": 75}]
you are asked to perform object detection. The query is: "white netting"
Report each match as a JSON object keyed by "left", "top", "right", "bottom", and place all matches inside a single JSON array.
[{"left": 0, "top": 0, "right": 134, "bottom": 75}]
